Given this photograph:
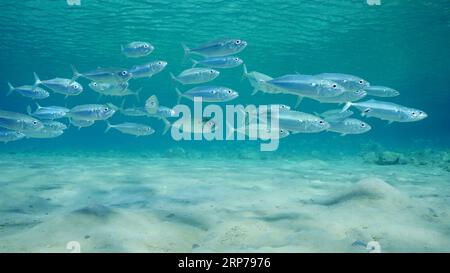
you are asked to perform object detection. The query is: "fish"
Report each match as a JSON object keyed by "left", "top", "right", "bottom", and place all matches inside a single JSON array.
[
  {"left": 317, "top": 109, "right": 354, "bottom": 122},
  {"left": 171, "top": 117, "right": 216, "bottom": 134},
  {"left": 316, "top": 73, "right": 370, "bottom": 91},
  {"left": 130, "top": 61, "right": 167, "bottom": 79},
  {"left": 71, "top": 66, "right": 132, "bottom": 83},
  {"left": 327, "top": 118, "right": 371, "bottom": 136},
  {"left": 23, "top": 128, "right": 64, "bottom": 139},
  {"left": 170, "top": 68, "right": 220, "bottom": 85},
  {"left": 226, "top": 120, "right": 290, "bottom": 140},
  {"left": 242, "top": 65, "right": 280, "bottom": 95},
  {"left": 342, "top": 99, "right": 428, "bottom": 123},
  {"left": 121, "top": 41, "right": 154, "bottom": 58},
  {"left": 144, "top": 95, "right": 176, "bottom": 134},
  {"left": 365, "top": 86, "right": 400, "bottom": 97},
  {"left": 6, "top": 82, "right": 49, "bottom": 100},
  {"left": 267, "top": 74, "right": 346, "bottom": 98},
  {"left": 88, "top": 82, "right": 141, "bottom": 100},
  {"left": 69, "top": 118, "right": 95, "bottom": 130},
  {"left": 182, "top": 39, "right": 247, "bottom": 58},
  {"left": 67, "top": 104, "right": 116, "bottom": 121},
  {"left": 312, "top": 89, "right": 367, "bottom": 104},
  {"left": 26, "top": 103, "right": 69, "bottom": 120},
  {"left": 33, "top": 73, "right": 83, "bottom": 97},
  {"left": 42, "top": 120, "right": 68, "bottom": 131},
  {"left": 276, "top": 110, "right": 330, "bottom": 133},
  {"left": 0, "top": 109, "right": 44, "bottom": 132},
  {"left": 192, "top": 56, "right": 243, "bottom": 69},
  {"left": 0, "top": 129, "right": 25, "bottom": 143},
  {"left": 175, "top": 86, "right": 239, "bottom": 104},
  {"left": 105, "top": 121, "right": 155, "bottom": 136}
]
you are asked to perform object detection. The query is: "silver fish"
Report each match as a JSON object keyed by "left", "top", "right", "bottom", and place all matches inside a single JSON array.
[
  {"left": 26, "top": 103, "right": 69, "bottom": 120},
  {"left": 121, "top": 41, "right": 154, "bottom": 58},
  {"left": 316, "top": 73, "right": 370, "bottom": 91},
  {"left": 89, "top": 82, "right": 141, "bottom": 100},
  {"left": 105, "top": 121, "right": 155, "bottom": 136},
  {"left": 170, "top": 68, "right": 219, "bottom": 85},
  {"left": 69, "top": 118, "right": 95, "bottom": 130},
  {"left": 317, "top": 109, "right": 354, "bottom": 122},
  {"left": 182, "top": 39, "right": 247, "bottom": 58},
  {"left": 42, "top": 120, "right": 67, "bottom": 131},
  {"left": 71, "top": 66, "right": 132, "bottom": 83},
  {"left": 242, "top": 65, "right": 280, "bottom": 95},
  {"left": 327, "top": 118, "right": 371, "bottom": 136},
  {"left": 192, "top": 56, "right": 243, "bottom": 69},
  {"left": 365, "top": 86, "right": 400, "bottom": 97},
  {"left": 23, "top": 128, "right": 64, "bottom": 139},
  {"left": 130, "top": 61, "right": 167, "bottom": 79},
  {"left": 267, "top": 74, "right": 346, "bottom": 98},
  {"left": 277, "top": 110, "right": 330, "bottom": 133},
  {"left": 175, "top": 86, "right": 238, "bottom": 104},
  {"left": 0, "top": 109, "right": 43, "bottom": 132},
  {"left": 342, "top": 99, "right": 428, "bottom": 123},
  {"left": 312, "top": 89, "right": 367, "bottom": 104},
  {"left": 33, "top": 73, "right": 83, "bottom": 97},
  {"left": 0, "top": 129, "right": 25, "bottom": 143},
  {"left": 7, "top": 82, "right": 49, "bottom": 99},
  {"left": 67, "top": 104, "right": 116, "bottom": 121}
]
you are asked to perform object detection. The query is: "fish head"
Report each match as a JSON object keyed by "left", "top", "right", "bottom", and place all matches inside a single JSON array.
[
  {"left": 231, "top": 57, "right": 244, "bottom": 65},
  {"left": 145, "top": 95, "right": 159, "bottom": 114},
  {"left": 316, "top": 80, "right": 346, "bottom": 97},
  {"left": 350, "top": 89, "right": 367, "bottom": 101},
  {"left": 88, "top": 81, "right": 103, "bottom": 92},
  {"left": 349, "top": 119, "right": 371, "bottom": 133},
  {"left": 97, "top": 105, "right": 116, "bottom": 119},
  {"left": 23, "top": 117, "right": 44, "bottom": 132},
  {"left": 116, "top": 69, "right": 133, "bottom": 82},
  {"left": 203, "top": 119, "right": 216, "bottom": 133},
  {"left": 343, "top": 77, "right": 370, "bottom": 91},
  {"left": 153, "top": 60, "right": 168, "bottom": 72},
  {"left": 205, "top": 69, "right": 220, "bottom": 80},
  {"left": 225, "top": 39, "right": 247, "bottom": 53},
  {"left": 142, "top": 126, "right": 155, "bottom": 135},
  {"left": 69, "top": 82, "right": 83, "bottom": 94},
  {"left": 131, "top": 42, "right": 154, "bottom": 55},
  {"left": 307, "top": 117, "right": 330, "bottom": 132},
  {"left": 278, "top": 128, "right": 290, "bottom": 139},
  {"left": 218, "top": 87, "right": 239, "bottom": 101},
  {"left": 405, "top": 108, "right": 428, "bottom": 121}
]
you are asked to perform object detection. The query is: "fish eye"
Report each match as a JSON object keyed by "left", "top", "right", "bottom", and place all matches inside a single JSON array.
[
  {"left": 319, "top": 120, "right": 324, "bottom": 124},
  {"left": 104, "top": 107, "right": 109, "bottom": 112},
  {"left": 158, "top": 61, "right": 163, "bottom": 65},
  {"left": 33, "top": 121, "right": 37, "bottom": 125},
  {"left": 361, "top": 123, "right": 365, "bottom": 127},
  {"left": 234, "top": 58, "right": 239, "bottom": 61},
  {"left": 73, "top": 85, "right": 79, "bottom": 89},
  {"left": 412, "top": 112, "right": 416, "bottom": 116},
  {"left": 121, "top": 71, "right": 128, "bottom": 76},
  {"left": 210, "top": 70, "right": 215, "bottom": 74},
  {"left": 93, "top": 83, "right": 97, "bottom": 86},
  {"left": 235, "top": 40, "right": 241, "bottom": 45},
  {"left": 332, "top": 84, "right": 337, "bottom": 88},
  {"left": 359, "top": 80, "right": 364, "bottom": 84},
  {"left": 144, "top": 44, "right": 149, "bottom": 48},
  {"left": 227, "top": 90, "right": 232, "bottom": 94}
]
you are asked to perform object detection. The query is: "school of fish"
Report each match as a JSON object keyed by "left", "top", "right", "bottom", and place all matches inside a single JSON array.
[{"left": 0, "top": 39, "right": 427, "bottom": 143}]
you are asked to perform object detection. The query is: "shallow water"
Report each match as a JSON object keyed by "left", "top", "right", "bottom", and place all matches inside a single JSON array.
[{"left": 0, "top": 1, "right": 450, "bottom": 252}]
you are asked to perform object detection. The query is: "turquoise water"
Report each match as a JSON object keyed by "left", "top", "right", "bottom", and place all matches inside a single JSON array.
[{"left": 0, "top": 1, "right": 449, "bottom": 252}]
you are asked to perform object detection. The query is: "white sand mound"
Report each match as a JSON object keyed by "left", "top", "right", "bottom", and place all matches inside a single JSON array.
[{"left": 315, "top": 177, "right": 408, "bottom": 206}]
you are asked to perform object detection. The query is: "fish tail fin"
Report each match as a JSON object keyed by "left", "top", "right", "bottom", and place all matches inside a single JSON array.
[
  {"left": 242, "top": 64, "right": 248, "bottom": 81},
  {"left": 6, "top": 82, "right": 14, "bottom": 96},
  {"left": 181, "top": 43, "right": 190, "bottom": 63},
  {"left": 70, "top": 65, "right": 81, "bottom": 81},
  {"left": 36, "top": 102, "right": 42, "bottom": 109},
  {"left": 295, "top": 96, "right": 303, "bottom": 108},
  {"left": 134, "top": 87, "right": 143, "bottom": 102},
  {"left": 190, "top": 59, "right": 199, "bottom": 68},
  {"left": 162, "top": 117, "right": 171, "bottom": 135},
  {"left": 175, "top": 88, "right": 182, "bottom": 104},
  {"left": 342, "top": 102, "right": 353, "bottom": 113},
  {"left": 181, "top": 43, "right": 190, "bottom": 56},
  {"left": 33, "top": 72, "right": 42, "bottom": 88},
  {"left": 26, "top": 105, "right": 32, "bottom": 115},
  {"left": 119, "top": 98, "right": 126, "bottom": 112},
  {"left": 169, "top": 72, "right": 179, "bottom": 85},
  {"left": 104, "top": 121, "right": 112, "bottom": 133},
  {"left": 224, "top": 121, "right": 236, "bottom": 140}
]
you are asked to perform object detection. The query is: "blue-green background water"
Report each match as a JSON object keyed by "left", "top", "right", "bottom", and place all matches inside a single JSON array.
[{"left": 0, "top": 0, "right": 449, "bottom": 152}]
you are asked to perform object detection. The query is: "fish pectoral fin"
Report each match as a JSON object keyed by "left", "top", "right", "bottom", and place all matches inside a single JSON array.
[
  {"left": 251, "top": 88, "right": 259, "bottom": 96},
  {"left": 340, "top": 133, "right": 347, "bottom": 137},
  {"left": 295, "top": 96, "right": 304, "bottom": 108}
]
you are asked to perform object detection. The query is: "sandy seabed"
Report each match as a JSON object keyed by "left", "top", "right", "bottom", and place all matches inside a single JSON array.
[{"left": 0, "top": 152, "right": 449, "bottom": 253}]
